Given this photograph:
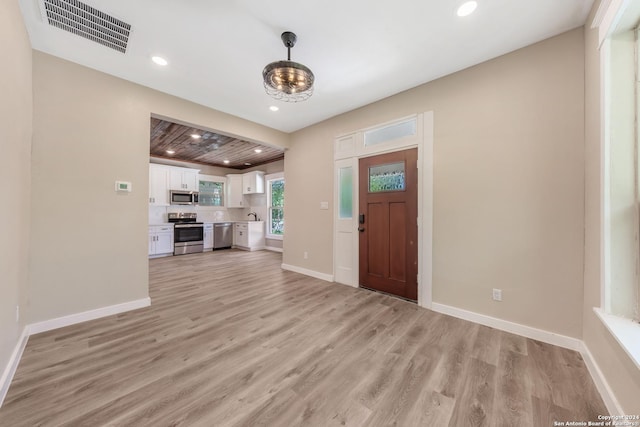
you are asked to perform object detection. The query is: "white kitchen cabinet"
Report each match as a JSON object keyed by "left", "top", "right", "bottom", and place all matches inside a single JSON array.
[
  {"left": 233, "top": 221, "right": 265, "bottom": 251},
  {"left": 242, "top": 171, "right": 265, "bottom": 194},
  {"left": 203, "top": 223, "right": 214, "bottom": 250},
  {"left": 149, "top": 164, "right": 169, "bottom": 206},
  {"left": 226, "top": 174, "right": 245, "bottom": 208},
  {"left": 234, "top": 223, "right": 248, "bottom": 247},
  {"left": 169, "top": 169, "right": 198, "bottom": 191},
  {"left": 149, "top": 225, "right": 174, "bottom": 257}
]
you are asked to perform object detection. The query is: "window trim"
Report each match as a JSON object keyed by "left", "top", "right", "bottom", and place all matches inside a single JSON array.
[
  {"left": 594, "top": 308, "right": 640, "bottom": 371},
  {"left": 266, "top": 172, "right": 284, "bottom": 240},
  {"left": 597, "top": 0, "right": 640, "bottom": 370},
  {"left": 197, "top": 175, "right": 226, "bottom": 208}
]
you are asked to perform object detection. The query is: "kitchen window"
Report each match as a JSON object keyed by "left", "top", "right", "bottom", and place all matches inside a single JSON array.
[
  {"left": 267, "top": 173, "right": 284, "bottom": 238},
  {"left": 198, "top": 179, "right": 224, "bottom": 207}
]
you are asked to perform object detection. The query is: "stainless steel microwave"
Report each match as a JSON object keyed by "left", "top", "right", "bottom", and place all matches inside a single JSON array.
[{"left": 170, "top": 190, "right": 199, "bottom": 205}]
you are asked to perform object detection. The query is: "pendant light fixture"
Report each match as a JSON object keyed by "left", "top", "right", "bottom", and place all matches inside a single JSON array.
[{"left": 262, "top": 31, "right": 315, "bottom": 102}]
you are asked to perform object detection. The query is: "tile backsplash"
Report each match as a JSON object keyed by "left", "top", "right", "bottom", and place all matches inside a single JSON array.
[
  {"left": 149, "top": 205, "right": 256, "bottom": 223},
  {"left": 149, "top": 193, "right": 268, "bottom": 224}
]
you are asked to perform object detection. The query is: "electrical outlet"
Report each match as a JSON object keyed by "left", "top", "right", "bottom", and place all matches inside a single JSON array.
[
  {"left": 16, "top": 305, "right": 19, "bottom": 323},
  {"left": 492, "top": 288, "right": 502, "bottom": 301},
  {"left": 304, "top": 251, "right": 308, "bottom": 259}
]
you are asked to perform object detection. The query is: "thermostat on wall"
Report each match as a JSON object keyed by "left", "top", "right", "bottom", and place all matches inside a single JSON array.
[{"left": 115, "top": 181, "right": 132, "bottom": 192}]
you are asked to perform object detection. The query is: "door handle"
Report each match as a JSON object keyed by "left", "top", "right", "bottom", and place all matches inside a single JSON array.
[{"left": 358, "top": 227, "right": 365, "bottom": 232}]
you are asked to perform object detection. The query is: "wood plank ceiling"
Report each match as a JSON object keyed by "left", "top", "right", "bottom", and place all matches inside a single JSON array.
[{"left": 150, "top": 118, "right": 284, "bottom": 170}]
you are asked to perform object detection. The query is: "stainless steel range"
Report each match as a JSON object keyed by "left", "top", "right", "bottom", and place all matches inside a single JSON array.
[{"left": 168, "top": 212, "right": 204, "bottom": 255}]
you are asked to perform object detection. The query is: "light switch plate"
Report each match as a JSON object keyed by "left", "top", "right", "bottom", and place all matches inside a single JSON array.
[{"left": 320, "top": 201, "right": 329, "bottom": 210}]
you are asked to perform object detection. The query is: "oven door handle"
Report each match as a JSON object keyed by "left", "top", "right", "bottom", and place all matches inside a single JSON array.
[{"left": 174, "top": 224, "right": 204, "bottom": 228}]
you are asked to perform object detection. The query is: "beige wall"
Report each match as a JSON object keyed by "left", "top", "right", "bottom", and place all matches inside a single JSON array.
[
  {"left": 29, "top": 52, "right": 289, "bottom": 323},
  {"left": 287, "top": 28, "right": 586, "bottom": 338},
  {"left": 0, "top": 0, "right": 32, "bottom": 383},
  {"left": 583, "top": 2, "right": 640, "bottom": 414}
]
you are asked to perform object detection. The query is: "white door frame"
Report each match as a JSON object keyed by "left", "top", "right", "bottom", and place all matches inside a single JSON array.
[{"left": 333, "top": 112, "right": 434, "bottom": 308}]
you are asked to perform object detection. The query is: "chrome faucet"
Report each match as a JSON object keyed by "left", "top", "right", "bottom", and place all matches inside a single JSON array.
[{"left": 248, "top": 212, "right": 258, "bottom": 221}]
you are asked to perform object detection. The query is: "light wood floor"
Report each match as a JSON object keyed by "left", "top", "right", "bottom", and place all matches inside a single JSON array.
[{"left": 0, "top": 250, "right": 606, "bottom": 426}]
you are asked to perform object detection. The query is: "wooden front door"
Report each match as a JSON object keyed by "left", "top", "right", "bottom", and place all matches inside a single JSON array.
[{"left": 358, "top": 148, "right": 418, "bottom": 300}]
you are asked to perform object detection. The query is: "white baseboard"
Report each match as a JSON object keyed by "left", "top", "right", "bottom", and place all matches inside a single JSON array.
[
  {"left": 579, "top": 342, "right": 624, "bottom": 415},
  {"left": 430, "top": 302, "right": 583, "bottom": 351},
  {"left": 233, "top": 245, "right": 266, "bottom": 252},
  {"left": 29, "top": 297, "right": 151, "bottom": 335},
  {"left": 281, "top": 263, "right": 334, "bottom": 282},
  {"left": 1, "top": 297, "right": 151, "bottom": 407},
  {"left": 431, "top": 303, "right": 625, "bottom": 414},
  {"left": 0, "top": 326, "right": 29, "bottom": 408},
  {"left": 0, "top": 294, "right": 625, "bottom": 415},
  {"left": 265, "top": 246, "right": 283, "bottom": 253}
]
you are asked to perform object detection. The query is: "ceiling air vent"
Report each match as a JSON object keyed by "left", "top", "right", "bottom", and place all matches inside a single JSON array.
[{"left": 39, "top": 0, "right": 131, "bottom": 53}]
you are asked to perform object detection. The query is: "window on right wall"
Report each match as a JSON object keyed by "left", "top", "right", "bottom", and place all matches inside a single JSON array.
[
  {"left": 595, "top": 0, "right": 640, "bottom": 370},
  {"left": 266, "top": 173, "right": 284, "bottom": 239},
  {"left": 605, "top": 23, "right": 640, "bottom": 324}
]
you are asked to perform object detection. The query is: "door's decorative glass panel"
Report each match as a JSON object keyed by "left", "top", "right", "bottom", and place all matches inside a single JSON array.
[
  {"left": 364, "top": 118, "right": 417, "bottom": 147},
  {"left": 339, "top": 167, "right": 353, "bottom": 218},
  {"left": 198, "top": 181, "right": 224, "bottom": 206},
  {"left": 369, "top": 162, "right": 405, "bottom": 192}
]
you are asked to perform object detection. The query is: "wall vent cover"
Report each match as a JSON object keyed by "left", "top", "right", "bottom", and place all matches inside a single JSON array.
[{"left": 39, "top": 0, "right": 131, "bottom": 53}]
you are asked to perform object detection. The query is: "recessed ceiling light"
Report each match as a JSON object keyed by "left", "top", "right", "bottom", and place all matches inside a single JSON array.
[
  {"left": 151, "top": 56, "right": 168, "bottom": 66},
  {"left": 190, "top": 134, "right": 201, "bottom": 139},
  {"left": 254, "top": 149, "right": 263, "bottom": 153},
  {"left": 166, "top": 150, "right": 175, "bottom": 154},
  {"left": 223, "top": 160, "right": 230, "bottom": 164},
  {"left": 269, "top": 106, "right": 279, "bottom": 112},
  {"left": 457, "top": 1, "right": 477, "bottom": 17}
]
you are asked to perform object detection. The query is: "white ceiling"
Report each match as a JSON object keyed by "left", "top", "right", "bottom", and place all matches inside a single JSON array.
[{"left": 19, "top": 0, "right": 594, "bottom": 133}]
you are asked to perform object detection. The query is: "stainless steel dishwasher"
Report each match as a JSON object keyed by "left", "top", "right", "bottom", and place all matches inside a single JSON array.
[{"left": 213, "top": 222, "right": 233, "bottom": 249}]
